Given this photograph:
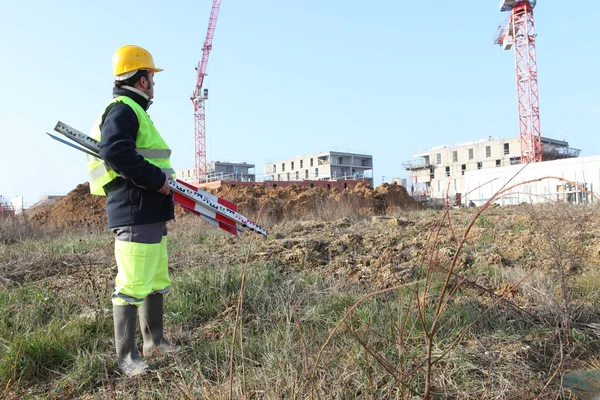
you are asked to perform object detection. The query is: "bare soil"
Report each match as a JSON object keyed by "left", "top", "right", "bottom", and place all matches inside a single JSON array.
[{"left": 24, "top": 181, "right": 422, "bottom": 230}]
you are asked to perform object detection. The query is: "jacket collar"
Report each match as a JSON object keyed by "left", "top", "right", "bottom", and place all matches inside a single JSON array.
[{"left": 112, "top": 86, "right": 152, "bottom": 111}]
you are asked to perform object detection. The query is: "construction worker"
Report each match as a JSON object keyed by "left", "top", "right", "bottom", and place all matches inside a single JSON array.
[{"left": 87, "top": 45, "right": 179, "bottom": 377}]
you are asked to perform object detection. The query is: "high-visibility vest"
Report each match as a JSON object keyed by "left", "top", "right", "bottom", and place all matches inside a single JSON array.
[{"left": 87, "top": 96, "right": 175, "bottom": 195}]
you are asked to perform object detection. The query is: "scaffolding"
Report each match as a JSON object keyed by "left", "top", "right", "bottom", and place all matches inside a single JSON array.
[
  {"left": 0, "top": 200, "right": 15, "bottom": 218},
  {"left": 461, "top": 180, "right": 594, "bottom": 207}
]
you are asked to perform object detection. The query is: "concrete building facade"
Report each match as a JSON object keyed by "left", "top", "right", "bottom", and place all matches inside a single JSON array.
[
  {"left": 264, "top": 151, "right": 374, "bottom": 187},
  {"left": 403, "top": 136, "right": 580, "bottom": 201},
  {"left": 176, "top": 161, "right": 255, "bottom": 183}
]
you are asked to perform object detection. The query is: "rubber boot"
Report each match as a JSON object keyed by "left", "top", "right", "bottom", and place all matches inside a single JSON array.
[
  {"left": 113, "top": 304, "right": 150, "bottom": 377},
  {"left": 139, "top": 293, "right": 181, "bottom": 358}
]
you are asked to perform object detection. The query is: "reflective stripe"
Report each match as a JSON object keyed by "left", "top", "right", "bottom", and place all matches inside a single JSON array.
[
  {"left": 113, "top": 292, "right": 145, "bottom": 305},
  {"left": 90, "top": 164, "right": 172, "bottom": 184},
  {"left": 112, "top": 287, "right": 169, "bottom": 305},
  {"left": 151, "top": 286, "right": 170, "bottom": 295},
  {"left": 89, "top": 162, "right": 113, "bottom": 181},
  {"left": 136, "top": 148, "right": 171, "bottom": 159}
]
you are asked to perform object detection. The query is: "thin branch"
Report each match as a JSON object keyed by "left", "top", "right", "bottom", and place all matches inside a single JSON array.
[{"left": 310, "top": 280, "right": 423, "bottom": 399}]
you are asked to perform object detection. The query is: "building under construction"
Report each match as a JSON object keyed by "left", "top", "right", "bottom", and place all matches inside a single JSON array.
[
  {"left": 401, "top": 0, "right": 598, "bottom": 207},
  {"left": 177, "top": 161, "right": 256, "bottom": 184},
  {"left": 264, "top": 151, "right": 374, "bottom": 188},
  {"left": 403, "top": 136, "right": 581, "bottom": 203}
]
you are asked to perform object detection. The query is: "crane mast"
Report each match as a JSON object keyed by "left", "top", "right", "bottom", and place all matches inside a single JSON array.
[
  {"left": 494, "top": 0, "right": 542, "bottom": 163},
  {"left": 192, "top": 0, "right": 222, "bottom": 182}
]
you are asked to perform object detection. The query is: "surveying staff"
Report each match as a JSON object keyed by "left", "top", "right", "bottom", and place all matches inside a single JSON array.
[{"left": 87, "top": 45, "right": 180, "bottom": 377}]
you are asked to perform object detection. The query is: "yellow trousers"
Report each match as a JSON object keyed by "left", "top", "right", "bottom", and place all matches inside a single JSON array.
[{"left": 112, "top": 236, "right": 170, "bottom": 306}]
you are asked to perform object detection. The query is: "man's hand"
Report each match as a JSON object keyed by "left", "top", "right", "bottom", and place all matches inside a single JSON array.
[{"left": 157, "top": 175, "right": 172, "bottom": 195}]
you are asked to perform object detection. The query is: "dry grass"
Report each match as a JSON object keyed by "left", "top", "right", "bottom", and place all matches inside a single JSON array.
[{"left": 1, "top": 195, "right": 600, "bottom": 398}]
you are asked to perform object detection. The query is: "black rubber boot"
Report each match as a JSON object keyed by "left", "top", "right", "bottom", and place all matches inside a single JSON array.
[
  {"left": 139, "top": 293, "right": 181, "bottom": 358},
  {"left": 113, "top": 304, "right": 150, "bottom": 377}
]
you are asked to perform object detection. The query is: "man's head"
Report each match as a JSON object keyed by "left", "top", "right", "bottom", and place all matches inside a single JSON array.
[
  {"left": 114, "top": 69, "right": 156, "bottom": 99},
  {"left": 112, "top": 45, "right": 162, "bottom": 99}
]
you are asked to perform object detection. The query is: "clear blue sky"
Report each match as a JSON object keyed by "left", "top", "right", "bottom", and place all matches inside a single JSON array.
[{"left": 1, "top": 0, "right": 599, "bottom": 205}]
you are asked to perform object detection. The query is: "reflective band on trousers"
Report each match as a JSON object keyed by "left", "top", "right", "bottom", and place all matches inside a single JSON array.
[
  {"left": 112, "top": 287, "right": 170, "bottom": 307},
  {"left": 114, "top": 292, "right": 145, "bottom": 305}
]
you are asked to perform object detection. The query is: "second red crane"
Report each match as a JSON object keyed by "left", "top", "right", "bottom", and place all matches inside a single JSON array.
[
  {"left": 494, "top": 0, "right": 542, "bottom": 164},
  {"left": 191, "top": 0, "right": 222, "bottom": 182}
]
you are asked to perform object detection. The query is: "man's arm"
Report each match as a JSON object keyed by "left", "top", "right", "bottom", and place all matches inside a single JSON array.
[{"left": 99, "top": 103, "right": 166, "bottom": 192}]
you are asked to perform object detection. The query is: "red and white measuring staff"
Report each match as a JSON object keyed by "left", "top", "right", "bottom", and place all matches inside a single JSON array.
[
  {"left": 172, "top": 194, "right": 241, "bottom": 236},
  {"left": 168, "top": 179, "right": 267, "bottom": 236},
  {"left": 49, "top": 121, "right": 267, "bottom": 237},
  {"left": 172, "top": 181, "right": 240, "bottom": 236}
]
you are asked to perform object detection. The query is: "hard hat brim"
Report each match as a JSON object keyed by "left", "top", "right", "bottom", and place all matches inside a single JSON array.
[{"left": 115, "top": 67, "right": 164, "bottom": 81}]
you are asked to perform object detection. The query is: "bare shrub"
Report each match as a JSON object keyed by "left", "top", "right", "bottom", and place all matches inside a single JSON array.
[
  {"left": 306, "top": 193, "right": 371, "bottom": 222},
  {"left": 524, "top": 202, "right": 597, "bottom": 343},
  {"left": 0, "top": 216, "right": 43, "bottom": 245}
]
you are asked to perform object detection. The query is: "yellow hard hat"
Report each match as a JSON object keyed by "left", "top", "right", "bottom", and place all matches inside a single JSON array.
[{"left": 112, "top": 45, "right": 164, "bottom": 80}]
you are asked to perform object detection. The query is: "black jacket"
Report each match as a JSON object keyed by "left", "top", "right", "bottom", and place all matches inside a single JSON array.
[{"left": 99, "top": 87, "right": 174, "bottom": 228}]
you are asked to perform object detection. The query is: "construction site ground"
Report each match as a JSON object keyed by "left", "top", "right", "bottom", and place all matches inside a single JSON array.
[{"left": 1, "top": 181, "right": 600, "bottom": 398}]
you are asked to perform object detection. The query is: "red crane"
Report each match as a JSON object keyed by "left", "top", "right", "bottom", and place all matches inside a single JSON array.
[
  {"left": 192, "top": 0, "right": 222, "bottom": 182},
  {"left": 494, "top": 0, "right": 542, "bottom": 163}
]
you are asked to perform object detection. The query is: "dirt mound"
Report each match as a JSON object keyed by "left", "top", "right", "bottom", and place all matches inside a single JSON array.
[
  {"left": 29, "top": 183, "right": 107, "bottom": 229},
  {"left": 27, "top": 181, "right": 422, "bottom": 229},
  {"left": 215, "top": 181, "right": 422, "bottom": 222},
  {"left": 22, "top": 197, "right": 61, "bottom": 220},
  {"left": 373, "top": 183, "right": 420, "bottom": 213}
]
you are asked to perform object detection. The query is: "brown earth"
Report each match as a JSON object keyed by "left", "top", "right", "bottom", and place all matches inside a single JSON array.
[
  {"left": 22, "top": 181, "right": 596, "bottom": 295},
  {"left": 25, "top": 181, "right": 422, "bottom": 230},
  {"left": 197, "top": 204, "right": 600, "bottom": 290},
  {"left": 27, "top": 183, "right": 106, "bottom": 230}
]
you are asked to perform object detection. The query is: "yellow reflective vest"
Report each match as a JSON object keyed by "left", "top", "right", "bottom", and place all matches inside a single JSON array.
[{"left": 87, "top": 95, "right": 175, "bottom": 195}]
